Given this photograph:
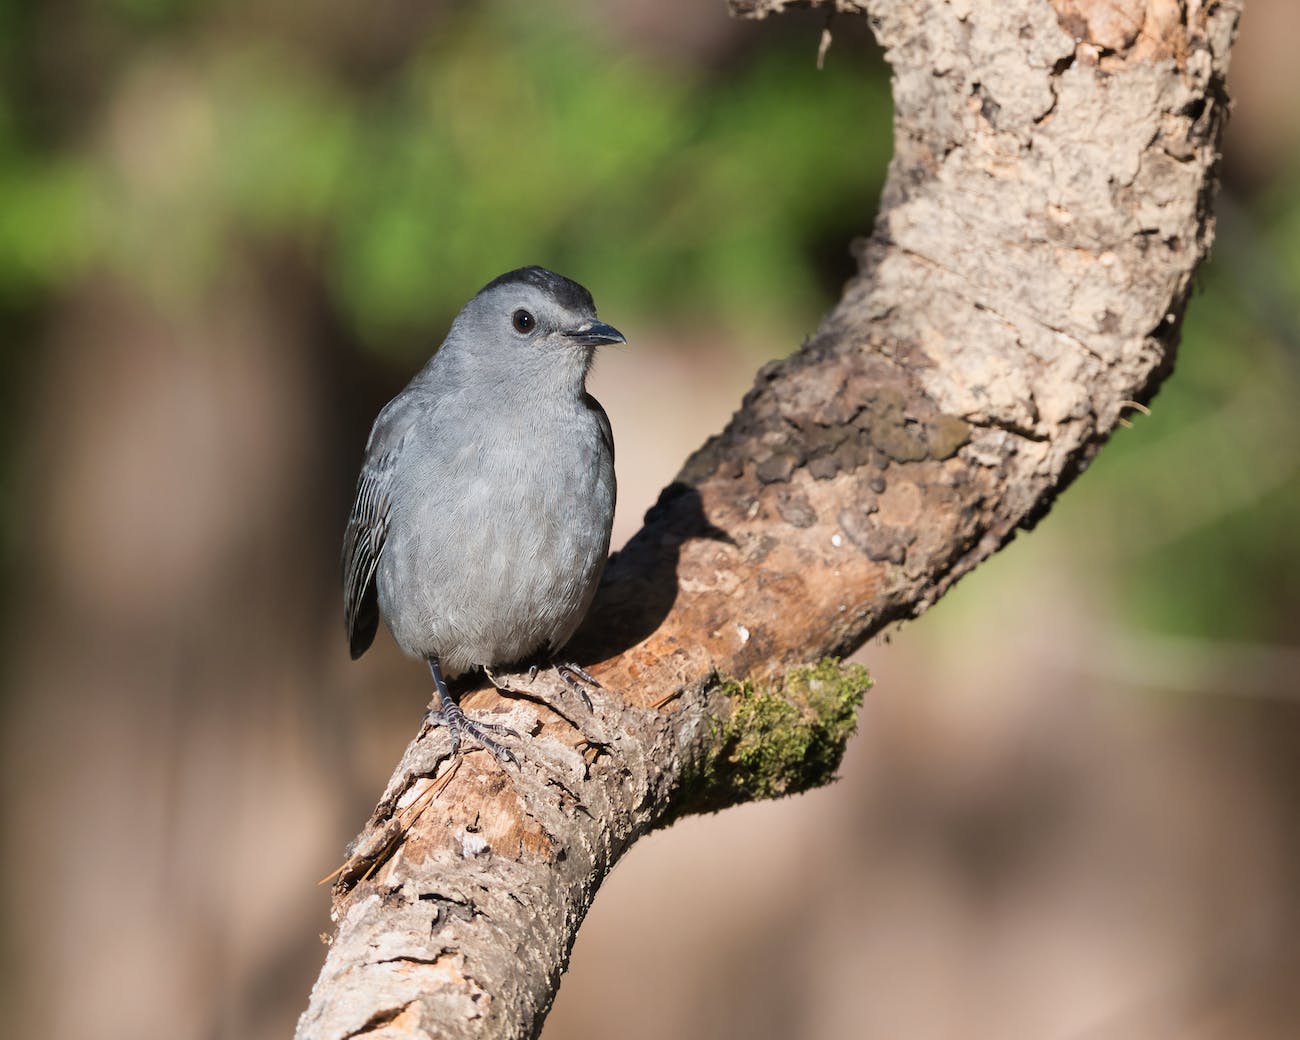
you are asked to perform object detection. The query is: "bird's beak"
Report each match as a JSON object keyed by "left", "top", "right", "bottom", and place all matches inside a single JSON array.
[{"left": 563, "top": 320, "right": 626, "bottom": 346}]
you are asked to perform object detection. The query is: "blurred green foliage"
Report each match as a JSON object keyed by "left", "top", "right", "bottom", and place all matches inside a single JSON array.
[{"left": 0, "top": 1, "right": 890, "bottom": 349}]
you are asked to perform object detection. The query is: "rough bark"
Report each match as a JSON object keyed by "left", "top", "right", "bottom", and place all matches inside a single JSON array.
[{"left": 296, "top": 1, "right": 1239, "bottom": 1037}]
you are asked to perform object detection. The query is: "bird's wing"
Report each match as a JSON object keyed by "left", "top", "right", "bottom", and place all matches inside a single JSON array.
[
  {"left": 342, "top": 398, "right": 417, "bottom": 659},
  {"left": 583, "top": 392, "right": 614, "bottom": 463}
]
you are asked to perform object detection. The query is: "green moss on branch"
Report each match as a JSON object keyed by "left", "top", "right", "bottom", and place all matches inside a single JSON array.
[{"left": 671, "top": 658, "right": 871, "bottom": 819}]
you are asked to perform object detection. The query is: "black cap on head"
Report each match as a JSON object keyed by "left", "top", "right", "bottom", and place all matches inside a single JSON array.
[{"left": 479, "top": 266, "right": 595, "bottom": 313}]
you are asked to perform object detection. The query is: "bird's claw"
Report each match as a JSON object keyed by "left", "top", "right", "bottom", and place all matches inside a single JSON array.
[
  {"left": 428, "top": 702, "right": 519, "bottom": 766},
  {"left": 554, "top": 662, "right": 601, "bottom": 711}
]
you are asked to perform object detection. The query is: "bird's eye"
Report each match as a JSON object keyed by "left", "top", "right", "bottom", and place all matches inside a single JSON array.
[{"left": 512, "top": 309, "right": 535, "bottom": 334}]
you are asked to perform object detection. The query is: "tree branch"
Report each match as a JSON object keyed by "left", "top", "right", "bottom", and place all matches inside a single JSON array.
[{"left": 296, "top": 1, "right": 1240, "bottom": 1037}]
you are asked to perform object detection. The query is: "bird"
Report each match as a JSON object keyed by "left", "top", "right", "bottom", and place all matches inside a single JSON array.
[{"left": 342, "top": 266, "right": 624, "bottom": 764}]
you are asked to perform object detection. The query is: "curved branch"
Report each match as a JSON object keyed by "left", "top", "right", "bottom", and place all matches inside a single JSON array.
[{"left": 296, "top": 1, "right": 1240, "bottom": 1037}]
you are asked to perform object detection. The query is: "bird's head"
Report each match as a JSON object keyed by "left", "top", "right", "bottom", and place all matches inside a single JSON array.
[{"left": 444, "top": 266, "right": 625, "bottom": 392}]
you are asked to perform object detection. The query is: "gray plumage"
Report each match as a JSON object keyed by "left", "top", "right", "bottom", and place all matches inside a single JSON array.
[{"left": 342, "top": 267, "right": 622, "bottom": 757}]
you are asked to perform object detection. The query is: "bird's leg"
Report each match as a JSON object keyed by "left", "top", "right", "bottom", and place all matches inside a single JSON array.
[{"left": 426, "top": 656, "right": 519, "bottom": 766}]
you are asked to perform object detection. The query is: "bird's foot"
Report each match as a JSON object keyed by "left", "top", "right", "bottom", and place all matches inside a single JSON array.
[
  {"left": 485, "top": 663, "right": 610, "bottom": 749},
  {"left": 553, "top": 662, "right": 601, "bottom": 711},
  {"left": 426, "top": 700, "right": 519, "bottom": 767}
]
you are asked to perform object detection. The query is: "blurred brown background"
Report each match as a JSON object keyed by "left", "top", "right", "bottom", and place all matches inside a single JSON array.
[{"left": 2, "top": 2, "right": 1298, "bottom": 1038}]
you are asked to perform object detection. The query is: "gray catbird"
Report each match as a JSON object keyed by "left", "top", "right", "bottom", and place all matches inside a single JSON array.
[{"left": 342, "top": 266, "right": 624, "bottom": 763}]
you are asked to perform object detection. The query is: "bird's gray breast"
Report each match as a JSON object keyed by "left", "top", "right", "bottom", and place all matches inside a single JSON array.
[{"left": 376, "top": 394, "right": 615, "bottom": 674}]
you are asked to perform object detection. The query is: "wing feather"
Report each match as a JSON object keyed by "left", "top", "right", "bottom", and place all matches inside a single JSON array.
[
  {"left": 342, "top": 402, "right": 415, "bottom": 659},
  {"left": 583, "top": 392, "right": 614, "bottom": 463}
]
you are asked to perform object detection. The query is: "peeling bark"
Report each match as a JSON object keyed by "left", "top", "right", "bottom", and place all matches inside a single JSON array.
[{"left": 296, "top": 1, "right": 1240, "bottom": 1037}]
